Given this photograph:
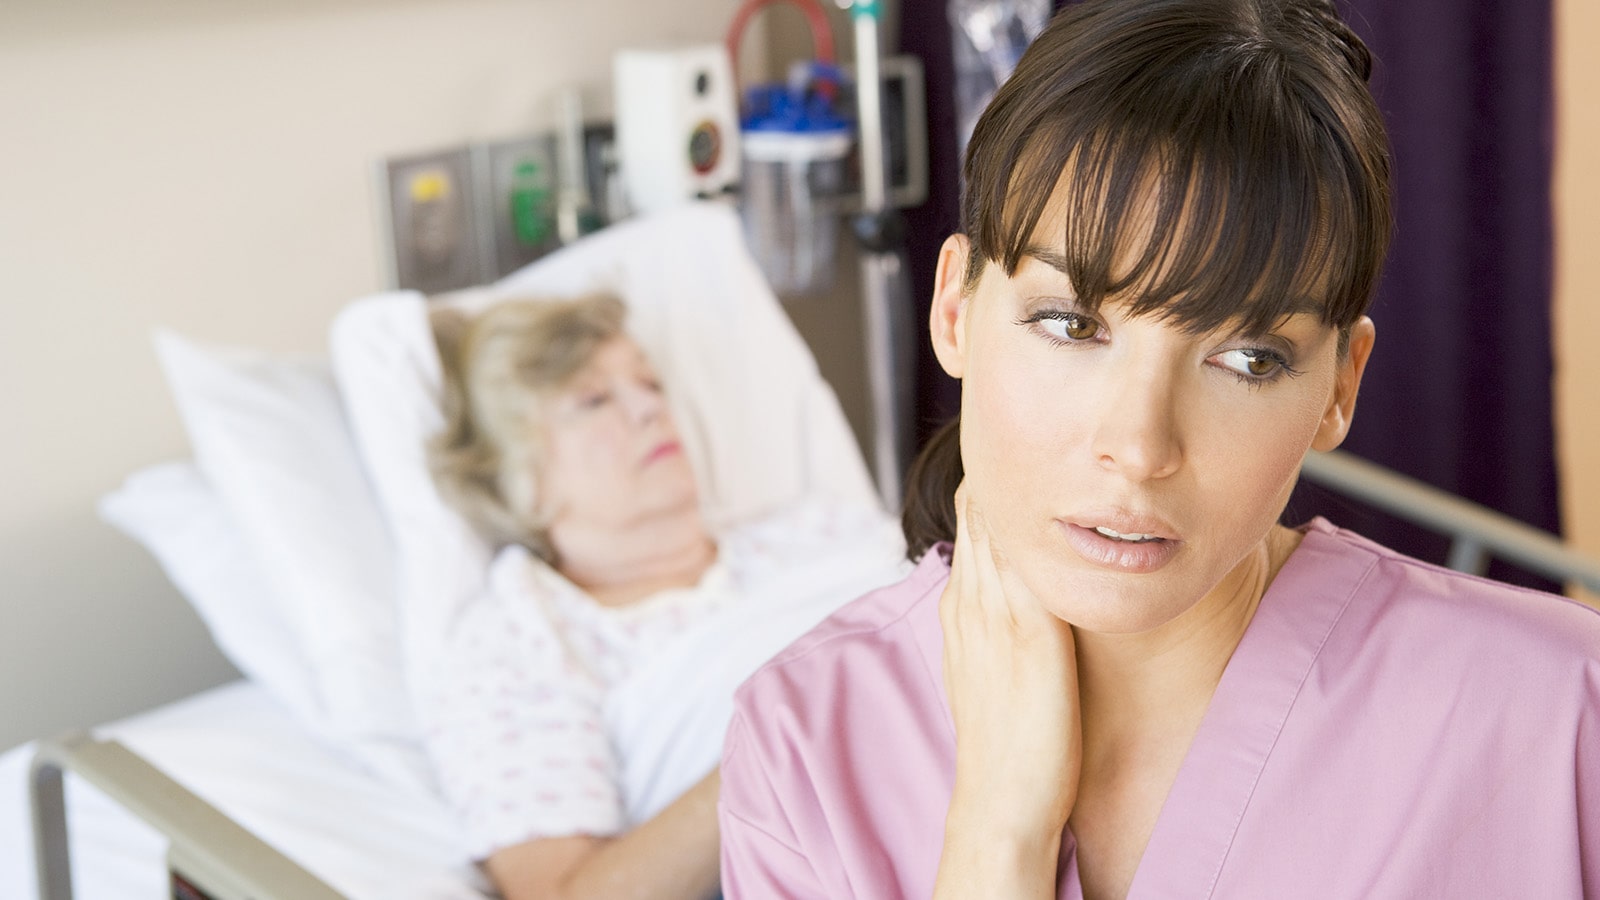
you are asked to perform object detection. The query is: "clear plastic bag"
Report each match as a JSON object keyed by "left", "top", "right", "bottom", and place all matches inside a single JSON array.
[
  {"left": 948, "top": 0, "right": 1050, "bottom": 163},
  {"left": 740, "top": 130, "right": 852, "bottom": 295},
  {"left": 738, "top": 64, "right": 853, "bottom": 296}
]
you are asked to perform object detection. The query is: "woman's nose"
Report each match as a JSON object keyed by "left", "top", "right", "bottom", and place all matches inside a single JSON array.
[
  {"left": 620, "top": 382, "right": 665, "bottom": 424},
  {"left": 1089, "top": 365, "right": 1184, "bottom": 482}
]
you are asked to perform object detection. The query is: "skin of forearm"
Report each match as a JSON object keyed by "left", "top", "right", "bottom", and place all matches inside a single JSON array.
[
  {"left": 933, "top": 804, "right": 1063, "bottom": 900},
  {"left": 496, "top": 769, "right": 722, "bottom": 900}
]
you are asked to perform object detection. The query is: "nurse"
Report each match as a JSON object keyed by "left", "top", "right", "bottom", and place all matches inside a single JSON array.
[{"left": 718, "top": 0, "right": 1600, "bottom": 898}]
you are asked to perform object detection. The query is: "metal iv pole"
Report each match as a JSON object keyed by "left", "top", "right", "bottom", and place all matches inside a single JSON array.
[{"left": 841, "top": 0, "right": 916, "bottom": 513}]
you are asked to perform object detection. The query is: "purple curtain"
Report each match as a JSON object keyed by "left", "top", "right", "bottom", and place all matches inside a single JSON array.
[
  {"left": 900, "top": 6, "right": 966, "bottom": 442},
  {"left": 1286, "top": 0, "right": 1559, "bottom": 588},
  {"left": 898, "top": 0, "right": 1560, "bottom": 587}
]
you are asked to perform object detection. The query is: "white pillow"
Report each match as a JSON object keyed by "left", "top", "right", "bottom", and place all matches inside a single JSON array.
[
  {"left": 152, "top": 331, "right": 432, "bottom": 792},
  {"left": 328, "top": 291, "right": 495, "bottom": 702},
  {"left": 98, "top": 461, "right": 320, "bottom": 725},
  {"left": 331, "top": 201, "right": 878, "bottom": 697}
]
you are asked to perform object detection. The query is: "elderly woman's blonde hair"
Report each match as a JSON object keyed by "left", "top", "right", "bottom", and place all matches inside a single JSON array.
[{"left": 428, "top": 294, "right": 628, "bottom": 561}]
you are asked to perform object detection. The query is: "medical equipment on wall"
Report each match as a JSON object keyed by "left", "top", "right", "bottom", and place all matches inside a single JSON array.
[
  {"left": 723, "top": 0, "right": 928, "bottom": 510},
  {"left": 738, "top": 66, "right": 854, "bottom": 296},
  {"left": 613, "top": 45, "right": 742, "bottom": 215},
  {"left": 556, "top": 88, "right": 605, "bottom": 245},
  {"left": 842, "top": 0, "right": 918, "bottom": 512},
  {"left": 378, "top": 107, "right": 616, "bottom": 295},
  {"left": 727, "top": 0, "right": 847, "bottom": 298}
]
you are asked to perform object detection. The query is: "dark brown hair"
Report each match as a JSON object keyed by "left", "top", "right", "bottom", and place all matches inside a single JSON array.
[{"left": 903, "top": 0, "right": 1393, "bottom": 560}]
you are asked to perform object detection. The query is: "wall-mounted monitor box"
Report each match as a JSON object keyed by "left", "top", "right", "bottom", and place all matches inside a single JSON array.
[
  {"left": 376, "top": 128, "right": 616, "bottom": 294},
  {"left": 376, "top": 147, "right": 484, "bottom": 296}
]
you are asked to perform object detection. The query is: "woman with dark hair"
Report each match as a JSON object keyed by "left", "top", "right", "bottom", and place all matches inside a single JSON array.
[{"left": 718, "top": 1, "right": 1600, "bottom": 897}]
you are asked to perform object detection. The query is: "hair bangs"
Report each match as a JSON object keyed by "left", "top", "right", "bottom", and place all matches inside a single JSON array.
[{"left": 965, "top": 0, "right": 1390, "bottom": 338}]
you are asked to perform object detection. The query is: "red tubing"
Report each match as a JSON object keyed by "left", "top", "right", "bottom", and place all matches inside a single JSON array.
[{"left": 726, "top": 0, "right": 837, "bottom": 92}]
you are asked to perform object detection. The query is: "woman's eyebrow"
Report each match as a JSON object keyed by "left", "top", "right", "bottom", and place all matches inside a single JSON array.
[
  {"left": 1021, "top": 246, "right": 1072, "bottom": 274},
  {"left": 1271, "top": 296, "right": 1328, "bottom": 317},
  {"left": 1226, "top": 303, "right": 1327, "bottom": 348},
  {"left": 1236, "top": 297, "right": 1328, "bottom": 329}
]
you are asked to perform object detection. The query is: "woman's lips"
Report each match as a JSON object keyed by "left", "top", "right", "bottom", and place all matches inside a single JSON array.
[
  {"left": 1058, "top": 520, "right": 1181, "bottom": 574},
  {"left": 642, "top": 440, "right": 682, "bottom": 466}
]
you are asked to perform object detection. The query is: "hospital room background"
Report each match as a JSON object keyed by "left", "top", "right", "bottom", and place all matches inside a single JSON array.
[{"left": 1, "top": 0, "right": 1597, "bottom": 852}]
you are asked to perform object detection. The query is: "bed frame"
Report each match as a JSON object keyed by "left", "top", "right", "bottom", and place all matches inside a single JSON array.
[
  {"left": 29, "top": 448, "right": 1600, "bottom": 900},
  {"left": 1298, "top": 450, "right": 1600, "bottom": 593},
  {"left": 30, "top": 733, "right": 344, "bottom": 899}
]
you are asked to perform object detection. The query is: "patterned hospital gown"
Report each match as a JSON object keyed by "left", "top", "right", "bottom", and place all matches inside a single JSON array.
[{"left": 419, "top": 502, "right": 900, "bottom": 859}]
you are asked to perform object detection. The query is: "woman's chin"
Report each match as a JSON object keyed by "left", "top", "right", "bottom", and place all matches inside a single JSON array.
[
  {"left": 1027, "top": 564, "right": 1202, "bottom": 636},
  {"left": 637, "top": 482, "right": 705, "bottom": 524}
]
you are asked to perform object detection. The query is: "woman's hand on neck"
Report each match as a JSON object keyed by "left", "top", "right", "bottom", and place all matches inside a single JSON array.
[{"left": 549, "top": 504, "right": 718, "bottom": 608}]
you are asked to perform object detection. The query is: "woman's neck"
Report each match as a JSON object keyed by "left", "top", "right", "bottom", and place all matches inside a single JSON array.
[
  {"left": 551, "top": 506, "right": 718, "bottom": 608},
  {"left": 1072, "top": 524, "right": 1304, "bottom": 756}
]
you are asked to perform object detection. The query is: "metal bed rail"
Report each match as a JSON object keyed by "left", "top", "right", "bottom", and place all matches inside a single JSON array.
[
  {"left": 1300, "top": 449, "right": 1600, "bottom": 595},
  {"left": 30, "top": 732, "right": 345, "bottom": 900}
]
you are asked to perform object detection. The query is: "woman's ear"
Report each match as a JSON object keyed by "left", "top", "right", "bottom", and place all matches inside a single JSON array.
[
  {"left": 1311, "top": 317, "right": 1376, "bottom": 452},
  {"left": 930, "top": 234, "right": 974, "bottom": 379}
]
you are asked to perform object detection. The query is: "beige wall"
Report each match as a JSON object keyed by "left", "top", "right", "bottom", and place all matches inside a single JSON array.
[
  {"left": 1555, "top": 0, "right": 1600, "bottom": 603},
  {"left": 0, "top": 0, "right": 747, "bottom": 752}
]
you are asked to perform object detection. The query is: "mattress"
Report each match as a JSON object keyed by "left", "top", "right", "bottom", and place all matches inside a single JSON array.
[{"left": 0, "top": 680, "right": 491, "bottom": 899}]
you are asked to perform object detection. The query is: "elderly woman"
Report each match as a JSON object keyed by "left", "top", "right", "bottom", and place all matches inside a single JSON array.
[
  {"left": 718, "top": 1, "right": 1600, "bottom": 898},
  {"left": 417, "top": 295, "right": 899, "bottom": 900},
  {"left": 421, "top": 294, "right": 719, "bottom": 900}
]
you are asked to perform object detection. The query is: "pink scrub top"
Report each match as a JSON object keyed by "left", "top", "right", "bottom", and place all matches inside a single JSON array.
[{"left": 719, "top": 518, "right": 1600, "bottom": 898}]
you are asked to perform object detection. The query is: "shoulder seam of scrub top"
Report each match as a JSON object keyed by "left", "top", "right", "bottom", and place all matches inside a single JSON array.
[
  {"left": 1341, "top": 523, "right": 1600, "bottom": 620},
  {"left": 744, "top": 550, "right": 948, "bottom": 676}
]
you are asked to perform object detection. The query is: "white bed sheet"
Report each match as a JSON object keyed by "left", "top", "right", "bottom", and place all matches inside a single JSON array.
[{"left": 0, "top": 680, "right": 491, "bottom": 899}]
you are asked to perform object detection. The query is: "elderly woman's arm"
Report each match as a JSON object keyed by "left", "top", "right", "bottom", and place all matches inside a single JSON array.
[
  {"left": 487, "top": 768, "right": 721, "bottom": 900},
  {"left": 421, "top": 587, "right": 719, "bottom": 900}
]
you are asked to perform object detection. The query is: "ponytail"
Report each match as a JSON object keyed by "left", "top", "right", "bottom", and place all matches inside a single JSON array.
[{"left": 901, "top": 416, "right": 964, "bottom": 561}]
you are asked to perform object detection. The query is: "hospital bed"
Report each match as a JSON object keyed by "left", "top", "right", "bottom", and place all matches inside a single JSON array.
[
  {"left": 4, "top": 200, "right": 897, "bottom": 899},
  {"left": 8, "top": 202, "right": 1600, "bottom": 899}
]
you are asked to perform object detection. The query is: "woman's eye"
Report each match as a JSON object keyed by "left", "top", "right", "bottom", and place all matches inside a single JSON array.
[
  {"left": 579, "top": 391, "right": 612, "bottom": 409},
  {"left": 1037, "top": 312, "right": 1102, "bottom": 342},
  {"left": 1213, "top": 348, "right": 1287, "bottom": 379}
]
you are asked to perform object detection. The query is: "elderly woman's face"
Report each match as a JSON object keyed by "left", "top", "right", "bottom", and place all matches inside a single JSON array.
[
  {"left": 537, "top": 336, "right": 698, "bottom": 536},
  {"left": 931, "top": 196, "right": 1374, "bottom": 635}
]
